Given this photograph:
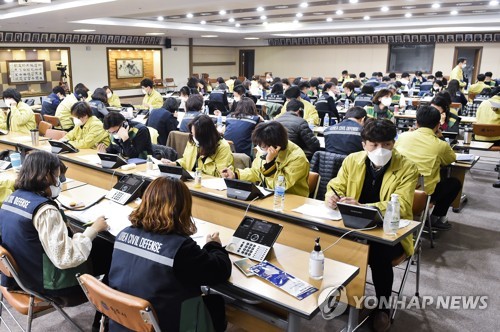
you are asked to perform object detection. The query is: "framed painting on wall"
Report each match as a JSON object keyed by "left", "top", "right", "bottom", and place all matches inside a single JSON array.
[
  {"left": 7, "top": 60, "right": 46, "bottom": 84},
  {"left": 116, "top": 58, "right": 144, "bottom": 79}
]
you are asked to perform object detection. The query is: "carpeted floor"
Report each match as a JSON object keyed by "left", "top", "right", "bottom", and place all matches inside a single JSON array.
[{"left": 1, "top": 152, "right": 498, "bottom": 331}]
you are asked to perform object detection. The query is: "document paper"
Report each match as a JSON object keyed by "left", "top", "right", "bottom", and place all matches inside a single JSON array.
[{"left": 293, "top": 204, "right": 342, "bottom": 220}]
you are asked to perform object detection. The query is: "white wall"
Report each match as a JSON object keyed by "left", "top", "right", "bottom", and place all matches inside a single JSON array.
[{"left": 433, "top": 43, "right": 500, "bottom": 77}]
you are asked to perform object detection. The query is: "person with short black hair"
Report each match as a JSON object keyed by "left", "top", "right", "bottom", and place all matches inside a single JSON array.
[
  {"left": 56, "top": 87, "right": 89, "bottom": 130},
  {"left": 366, "top": 89, "right": 394, "bottom": 119},
  {"left": 179, "top": 94, "right": 204, "bottom": 133},
  {"left": 354, "top": 85, "right": 375, "bottom": 108},
  {"left": 398, "top": 72, "right": 411, "bottom": 91},
  {"left": 230, "top": 84, "right": 249, "bottom": 113},
  {"left": 340, "top": 70, "right": 349, "bottom": 84},
  {"left": 224, "top": 97, "right": 262, "bottom": 157},
  {"left": 388, "top": 72, "right": 397, "bottom": 83},
  {"left": 431, "top": 91, "right": 460, "bottom": 133},
  {"left": 359, "top": 72, "right": 367, "bottom": 84},
  {"left": 309, "top": 79, "right": 320, "bottom": 97},
  {"left": 278, "top": 86, "right": 320, "bottom": 125},
  {"left": 324, "top": 106, "right": 366, "bottom": 155},
  {"left": 281, "top": 78, "right": 291, "bottom": 91},
  {"left": 434, "top": 71, "right": 448, "bottom": 86},
  {"left": 163, "top": 114, "right": 233, "bottom": 177},
  {"left": 140, "top": 78, "right": 164, "bottom": 110},
  {"left": 396, "top": 105, "right": 460, "bottom": 230},
  {"left": 343, "top": 81, "right": 356, "bottom": 103},
  {"left": 100, "top": 112, "right": 153, "bottom": 159},
  {"left": 146, "top": 97, "right": 179, "bottom": 146},
  {"left": 63, "top": 101, "right": 110, "bottom": 149},
  {"left": 412, "top": 71, "right": 427, "bottom": 86},
  {"left": 484, "top": 71, "right": 497, "bottom": 87},
  {"left": 315, "top": 82, "right": 340, "bottom": 125},
  {"left": 325, "top": 118, "right": 418, "bottom": 332},
  {"left": 208, "top": 81, "right": 230, "bottom": 116},
  {"left": 298, "top": 81, "right": 311, "bottom": 102},
  {"left": 89, "top": 88, "right": 109, "bottom": 121},
  {"left": 275, "top": 99, "right": 320, "bottom": 159},
  {"left": 468, "top": 74, "right": 491, "bottom": 101},
  {"left": 42, "top": 86, "right": 66, "bottom": 116},
  {"left": 431, "top": 80, "right": 444, "bottom": 96},
  {"left": 221, "top": 121, "right": 309, "bottom": 197},
  {"left": 364, "top": 72, "right": 380, "bottom": 88},
  {"left": 266, "top": 83, "right": 286, "bottom": 105},
  {"left": 1, "top": 88, "right": 36, "bottom": 134},
  {"left": 450, "top": 57, "right": 468, "bottom": 89}
]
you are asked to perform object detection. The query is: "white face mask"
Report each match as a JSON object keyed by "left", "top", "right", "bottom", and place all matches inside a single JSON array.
[
  {"left": 113, "top": 134, "right": 121, "bottom": 140},
  {"left": 192, "top": 136, "right": 200, "bottom": 147},
  {"left": 400, "top": 78, "right": 409, "bottom": 85},
  {"left": 4, "top": 98, "right": 15, "bottom": 107},
  {"left": 73, "top": 118, "right": 83, "bottom": 127},
  {"left": 107, "top": 92, "right": 112, "bottom": 99},
  {"left": 462, "top": 64, "right": 467, "bottom": 69},
  {"left": 367, "top": 148, "right": 392, "bottom": 167},
  {"left": 327, "top": 90, "right": 336, "bottom": 97},
  {"left": 142, "top": 88, "right": 147, "bottom": 95},
  {"left": 234, "top": 95, "right": 241, "bottom": 102},
  {"left": 49, "top": 179, "right": 62, "bottom": 199},
  {"left": 433, "top": 85, "right": 440, "bottom": 91},
  {"left": 256, "top": 145, "right": 268, "bottom": 156},
  {"left": 381, "top": 97, "right": 392, "bottom": 107}
]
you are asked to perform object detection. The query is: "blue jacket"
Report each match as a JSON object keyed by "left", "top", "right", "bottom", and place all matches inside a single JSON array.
[
  {"left": 146, "top": 108, "right": 178, "bottom": 145},
  {"left": 41, "top": 92, "right": 62, "bottom": 116},
  {"left": 224, "top": 114, "right": 260, "bottom": 157},
  {"left": 324, "top": 119, "right": 363, "bottom": 156},
  {"left": 179, "top": 111, "right": 201, "bottom": 133}
]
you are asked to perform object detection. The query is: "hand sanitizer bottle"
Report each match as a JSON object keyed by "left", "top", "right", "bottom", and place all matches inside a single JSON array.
[{"left": 309, "top": 237, "right": 324, "bottom": 280}]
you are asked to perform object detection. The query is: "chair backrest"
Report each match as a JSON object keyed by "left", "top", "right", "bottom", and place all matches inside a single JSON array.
[
  {"left": 472, "top": 124, "right": 500, "bottom": 138},
  {"left": 310, "top": 151, "right": 347, "bottom": 201},
  {"left": 226, "top": 140, "right": 236, "bottom": 153},
  {"left": 166, "top": 131, "right": 190, "bottom": 158},
  {"left": 45, "top": 129, "right": 67, "bottom": 140},
  {"left": 77, "top": 274, "right": 160, "bottom": 332},
  {"left": 0, "top": 246, "right": 19, "bottom": 278},
  {"left": 147, "top": 126, "right": 159, "bottom": 145},
  {"left": 412, "top": 190, "right": 428, "bottom": 217},
  {"left": 38, "top": 121, "right": 53, "bottom": 136},
  {"left": 307, "top": 171, "right": 320, "bottom": 199},
  {"left": 43, "top": 115, "right": 62, "bottom": 128},
  {"left": 152, "top": 144, "right": 178, "bottom": 161},
  {"left": 35, "top": 113, "right": 43, "bottom": 126},
  {"left": 232, "top": 152, "right": 251, "bottom": 169}
]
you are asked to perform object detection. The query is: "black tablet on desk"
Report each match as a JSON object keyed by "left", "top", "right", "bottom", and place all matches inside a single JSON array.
[
  {"left": 337, "top": 202, "right": 384, "bottom": 229},
  {"left": 224, "top": 178, "right": 273, "bottom": 201},
  {"left": 158, "top": 164, "right": 193, "bottom": 181},
  {"left": 97, "top": 153, "right": 128, "bottom": 169},
  {"left": 442, "top": 131, "right": 458, "bottom": 145},
  {"left": 48, "top": 140, "right": 79, "bottom": 154}
]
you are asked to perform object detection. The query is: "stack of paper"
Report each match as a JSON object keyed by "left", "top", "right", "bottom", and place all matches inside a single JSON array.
[
  {"left": 456, "top": 153, "right": 475, "bottom": 162},
  {"left": 293, "top": 204, "right": 342, "bottom": 220},
  {"left": 69, "top": 201, "right": 133, "bottom": 236}
]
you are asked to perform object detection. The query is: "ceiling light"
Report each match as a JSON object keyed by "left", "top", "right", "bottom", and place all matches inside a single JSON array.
[
  {"left": 73, "top": 29, "right": 95, "bottom": 32},
  {"left": 260, "top": 15, "right": 267, "bottom": 20},
  {"left": 450, "top": 10, "right": 458, "bottom": 15},
  {"left": 300, "top": 2, "right": 308, "bottom": 8},
  {"left": 432, "top": 3, "right": 441, "bottom": 8},
  {"left": 244, "top": 37, "right": 260, "bottom": 40},
  {"left": 228, "top": 17, "right": 235, "bottom": 22},
  {"left": 169, "top": 16, "right": 180, "bottom": 19},
  {"left": 489, "top": 0, "right": 499, "bottom": 5},
  {"left": 363, "top": 15, "right": 370, "bottom": 20},
  {"left": 200, "top": 20, "right": 206, "bottom": 24},
  {"left": 381, "top": 6, "right": 389, "bottom": 12},
  {"left": 263, "top": 21, "right": 268, "bottom": 26},
  {"left": 296, "top": 13, "right": 303, "bottom": 17},
  {"left": 5, "top": 0, "right": 14, "bottom": 3},
  {"left": 405, "top": 13, "right": 412, "bottom": 18},
  {"left": 200, "top": 13, "right": 211, "bottom": 16},
  {"left": 256, "top": 6, "right": 264, "bottom": 12},
  {"left": 336, "top": 10, "right": 344, "bottom": 15},
  {"left": 350, "top": 0, "right": 358, "bottom": 3},
  {"left": 313, "top": 12, "right": 325, "bottom": 15},
  {"left": 326, "top": 17, "right": 333, "bottom": 22},
  {"left": 157, "top": 16, "right": 164, "bottom": 21},
  {"left": 219, "top": 10, "right": 226, "bottom": 15},
  {"left": 275, "top": 5, "right": 288, "bottom": 9},
  {"left": 235, "top": 23, "right": 241, "bottom": 27},
  {"left": 186, "top": 13, "right": 193, "bottom": 18},
  {"left": 456, "top": 2, "right": 472, "bottom": 6},
  {"left": 242, "top": 17, "right": 253, "bottom": 20},
  {"left": 201, "top": 35, "right": 218, "bottom": 38},
  {"left": 145, "top": 32, "right": 165, "bottom": 35}
]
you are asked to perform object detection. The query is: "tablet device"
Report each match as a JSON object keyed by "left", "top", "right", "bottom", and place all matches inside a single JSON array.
[
  {"left": 48, "top": 140, "right": 79, "bottom": 154},
  {"left": 158, "top": 164, "right": 193, "bottom": 181},
  {"left": 337, "top": 202, "right": 383, "bottom": 229},
  {"left": 442, "top": 131, "right": 458, "bottom": 144},
  {"left": 97, "top": 153, "right": 128, "bottom": 169},
  {"left": 224, "top": 178, "right": 273, "bottom": 201}
]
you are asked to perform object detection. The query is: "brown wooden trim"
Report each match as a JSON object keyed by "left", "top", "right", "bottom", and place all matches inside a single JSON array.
[{"left": 192, "top": 62, "right": 236, "bottom": 66}]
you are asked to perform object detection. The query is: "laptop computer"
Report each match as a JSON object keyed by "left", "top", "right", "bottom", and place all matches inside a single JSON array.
[
  {"left": 337, "top": 202, "right": 384, "bottom": 229},
  {"left": 158, "top": 164, "right": 193, "bottom": 181}
]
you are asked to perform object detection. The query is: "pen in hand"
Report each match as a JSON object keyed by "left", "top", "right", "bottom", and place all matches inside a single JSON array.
[
  {"left": 83, "top": 217, "right": 107, "bottom": 227},
  {"left": 329, "top": 185, "right": 342, "bottom": 199}
]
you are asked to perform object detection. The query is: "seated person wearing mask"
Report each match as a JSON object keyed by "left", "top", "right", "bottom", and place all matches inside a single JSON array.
[
  {"left": 56, "top": 87, "right": 89, "bottom": 130},
  {"left": 103, "top": 86, "right": 121, "bottom": 108},
  {"left": 108, "top": 176, "right": 231, "bottom": 332},
  {"left": 162, "top": 115, "right": 233, "bottom": 177},
  {"left": 41, "top": 86, "right": 66, "bottom": 116},
  {"left": 315, "top": 82, "right": 340, "bottom": 125},
  {"left": 178, "top": 86, "right": 191, "bottom": 111},
  {"left": 229, "top": 84, "right": 249, "bottom": 113},
  {"left": 62, "top": 101, "right": 110, "bottom": 149},
  {"left": 278, "top": 86, "right": 320, "bottom": 126},
  {"left": 365, "top": 89, "right": 394, "bottom": 120},
  {"left": 395, "top": 106, "right": 459, "bottom": 230},
  {"left": 325, "top": 119, "right": 418, "bottom": 332},
  {"left": 179, "top": 94, "right": 203, "bottom": 133},
  {"left": 431, "top": 91, "right": 460, "bottom": 133},
  {"left": 275, "top": 99, "right": 320, "bottom": 159},
  {"left": 99, "top": 112, "right": 153, "bottom": 160},
  {"left": 139, "top": 78, "right": 164, "bottom": 110},
  {"left": 224, "top": 97, "right": 262, "bottom": 157},
  {"left": 221, "top": 121, "right": 310, "bottom": 197},
  {"left": 324, "top": 106, "right": 366, "bottom": 156},
  {"left": 146, "top": 97, "right": 179, "bottom": 146},
  {"left": 1, "top": 88, "right": 36, "bottom": 134}
]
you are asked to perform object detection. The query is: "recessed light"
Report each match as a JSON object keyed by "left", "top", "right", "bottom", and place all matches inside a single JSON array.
[
  {"left": 326, "top": 17, "right": 333, "bottom": 22},
  {"left": 489, "top": 0, "right": 499, "bottom": 5},
  {"left": 456, "top": 2, "right": 472, "bottom": 6},
  {"left": 200, "top": 12, "right": 211, "bottom": 16},
  {"left": 73, "top": 29, "right": 95, "bottom": 32},
  {"left": 186, "top": 13, "right": 193, "bottom": 18},
  {"left": 405, "top": 13, "right": 412, "bottom": 18},
  {"left": 432, "top": 3, "right": 441, "bottom": 8},
  {"left": 381, "top": 6, "right": 389, "bottom": 12},
  {"left": 169, "top": 16, "right": 180, "bottom": 19},
  {"left": 425, "top": 12, "right": 438, "bottom": 15},
  {"left": 300, "top": 2, "right": 308, "bottom": 8},
  {"left": 275, "top": 5, "right": 288, "bottom": 9},
  {"left": 145, "top": 32, "right": 165, "bottom": 35},
  {"left": 200, "top": 20, "right": 206, "bottom": 24},
  {"left": 260, "top": 15, "right": 267, "bottom": 20},
  {"left": 212, "top": 20, "right": 222, "bottom": 23},
  {"left": 228, "top": 17, "right": 235, "bottom": 22},
  {"left": 363, "top": 15, "right": 370, "bottom": 20},
  {"left": 472, "top": 10, "right": 486, "bottom": 13},
  {"left": 403, "top": 6, "right": 416, "bottom": 9},
  {"left": 256, "top": 6, "right": 264, "bottom": 12},
  {"left": 293, "top": 19, "right": 299, "bottom": 24},
  {"left": 313, "top": 12, "right": 325, "bottom": 15},
  {"left": 350, "top": 0, "right": 358, "bottom": 3},
  {"left": 450, "top": 10, "right": 458, "bottom": 15},
  {"left": 336, "top": 10, "right": 344, "bottom": 15},
  {"left": 244, "top": 37, "right": 260, "bottom": 40},
  {"left": 296, "top": 13, "right": 303, "bottom": 17},
  {"left": 4, "top": 0, "right": 14, "bottom": 3},
  {"left": 219, "top": 10, "right": 226, "bottom": 15},
  {"left": 201, "top": 35, "right": 218, "bottom": 38},
  {"left": 263, "top": 21, "right": 268, "bottom": 26},
  {"left": 242, "top": 17, "right": 253, "bottom": 20},
  {"left": 157, "top": 16, "right": 164, "bottom": 21},
  {"left": 235, "top": 23, "right": 241, "bottom": 27}
]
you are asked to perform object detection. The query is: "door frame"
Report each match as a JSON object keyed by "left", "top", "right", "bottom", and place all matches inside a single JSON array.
[
  {"left": 239, "top": 49, "right": 255, "bottom": 78},
  {"left": 453, "top": 46, "right": 482, "bottom": 84}
]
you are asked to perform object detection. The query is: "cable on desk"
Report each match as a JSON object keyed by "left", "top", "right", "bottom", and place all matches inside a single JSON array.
[
  {"left": 56, "top": 194, "right": 106, "bottom": 211},
  {"left": 323, "top": 225, "right": 377, "bottom": 253},
  {"left": 109, "top": 169, "right": 117, "bottom": 189},
  {"left": 243, "top": 196, "right": 260, "bottom": 219}
]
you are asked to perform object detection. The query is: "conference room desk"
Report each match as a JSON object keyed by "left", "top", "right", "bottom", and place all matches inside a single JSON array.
[
  {"left": 454, "top": 140, "right": 494, "bottom": 151},
  {"left": 60, "top": 184, "right": 359, "bottom": 332},
  {"left": 450, "top": 156, "right": 481, "bottom": 212},
  {"left": 394, "top": 113, "right": 477, "bottom": 126}
]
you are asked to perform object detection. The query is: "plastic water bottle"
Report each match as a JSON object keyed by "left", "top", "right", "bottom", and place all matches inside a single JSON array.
[
  {"left": 204, "top": 104, "right": 209, "bottom": 115},
  {"left": 309, "top": 237, "right": 324, "bottom": 280},
  {"left": 383, "top": 194, "right": 400, "bottom": 235},
  {"left": 323, "top": 113, "right": 330, "bottom": 128},
  {"left": 344, "top": 98, "right": 350, "bottom": 110},
  {"left": 273, "top": 175, "right": 286, "bottom": 212},
  {"left": 217, "top": 114, "right": 223, "bottom": 128},
  {"left": 146, "top": 155, "right": 154, "bottom": 172}
]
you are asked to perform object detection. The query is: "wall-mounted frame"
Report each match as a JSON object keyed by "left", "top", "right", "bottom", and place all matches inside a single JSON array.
[
  {"left": 7, "top": 60, "right": 46, "bottom": 84},
  {"left": 116, "top": 58, "right": 144, "bottom": 79}
]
